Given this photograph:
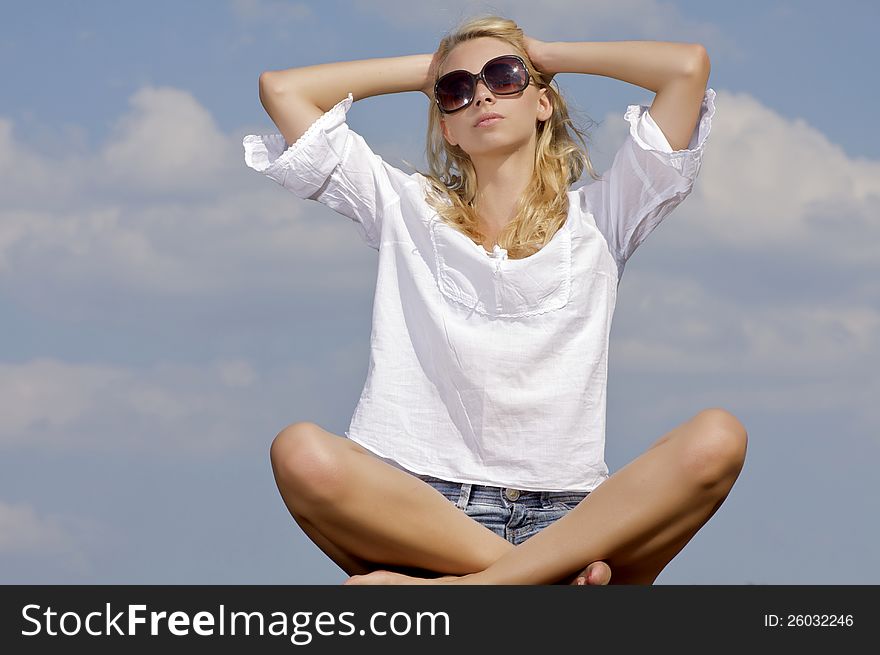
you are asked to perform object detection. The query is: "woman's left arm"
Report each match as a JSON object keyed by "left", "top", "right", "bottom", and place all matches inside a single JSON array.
[{"left": 531, "top": 39, "right": 710, "bottom": 151}]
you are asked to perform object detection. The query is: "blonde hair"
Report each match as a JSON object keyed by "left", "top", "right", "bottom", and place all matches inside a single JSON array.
[{"left": 405, "top": 14, "right": 601, "bottom": 260}]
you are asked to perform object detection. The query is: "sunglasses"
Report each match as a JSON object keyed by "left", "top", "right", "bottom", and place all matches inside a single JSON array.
[{"left": 434, "top": 54, "right": 532, "bottom": 114}]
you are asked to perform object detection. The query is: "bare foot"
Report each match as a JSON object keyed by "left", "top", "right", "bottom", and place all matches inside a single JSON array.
[
  {"left": 570, "top": 560, "right": 612, "bottom": 585},
  {"left": 343, "top": 561, "right": 612, "bottom": 586},
  {"left": 343, "top": 570, "right": 459, "bottom": 585}
]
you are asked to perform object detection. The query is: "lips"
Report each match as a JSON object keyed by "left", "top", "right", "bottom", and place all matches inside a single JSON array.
[{"left": 474, "top": 113, "right": 504, "bottom": 127}]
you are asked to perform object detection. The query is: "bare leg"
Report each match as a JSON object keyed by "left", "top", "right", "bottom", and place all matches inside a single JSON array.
[
  {"left": 346, "top": 408, "right": 748, "bottom": 585},
  {"left": 282, "top": 501, "right": 460, "bottom": 579},
  {"left": 272, "top": 422, "right": 611, "bottom": 582}
]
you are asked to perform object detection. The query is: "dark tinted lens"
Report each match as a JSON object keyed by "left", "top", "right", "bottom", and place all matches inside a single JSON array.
[
  {"left": 436, "top": 71, "right": 473, "bottom": 112},
  {"left": 484, "top": 57, "right": 528, "bottom": 94}
]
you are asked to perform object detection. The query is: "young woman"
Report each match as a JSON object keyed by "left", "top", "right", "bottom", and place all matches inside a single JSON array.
[{"left": 244, "top": 14, "right": 746, "bottom": 585}]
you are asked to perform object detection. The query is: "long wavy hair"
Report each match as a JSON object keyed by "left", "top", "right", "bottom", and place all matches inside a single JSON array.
[{"left": 404, "top": 14, "right": 602, "bottom": 260}]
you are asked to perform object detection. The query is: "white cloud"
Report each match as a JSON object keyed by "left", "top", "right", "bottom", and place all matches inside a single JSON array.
[
  {"left": 0, "top": 500, "right": 116, "bottom": 577},
  {"left": 588, "top": 86, "right": 880, "bottom": 430},
  {"left": 0, "top": 359, "right": 119, "bottom": 441},
  {"left": 100, "top": 86, "right": 234, "bottom": 196},
  {"left": 0, "top": 87, "right": 241, "bottom": 210},
  {"left": 0, "top": 118, "right": 64, "bottom": 204},
  {"left": 611, "top": 268, "right": 880, "bottom": 433},
  {"left": 350, "top": 0, "right": 735, "bottom": 56},
  {"left": 581, "top": 87, "right": 880, "bottom": 291},
  {"left": 216, "top": 358, "right": 259, "bottom": 388},
  {"left": 0, "top": 501, "right": 72, "bottom": 554},
  {"left": 614, "top": 270, "right": 880, "bottom": 375},
  {"left": 0, "top": 357, "right": 294, "bottom": 452},
  {"left": 0, "top": 85, "right": 379, "bottom": 313},
  {"left": 227, "top": 0, "right": 315, "bottom": 49},
  {"left": 673, "top": 90, "right": 880, "bottom": 262}
]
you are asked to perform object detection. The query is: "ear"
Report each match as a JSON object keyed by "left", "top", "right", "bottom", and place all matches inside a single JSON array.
[
  {"left": 440, "top": 118, "right": 457, "bottom": 147},
  {"left": 537, "top": 87, "right": 553, "bottom": 123}
]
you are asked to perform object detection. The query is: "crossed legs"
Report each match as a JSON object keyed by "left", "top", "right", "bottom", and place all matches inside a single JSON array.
[{"left": 271, "top": 408, "right": 747, "bottom": 585}]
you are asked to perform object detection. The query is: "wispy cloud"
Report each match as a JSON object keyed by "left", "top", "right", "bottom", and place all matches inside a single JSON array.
[
  {"left": 0, "top": 500, "right": 117, "bottom": 578},
  {"left": 0, "top": 356, "right": 322, "bottom": 453},
  {"left": 679, "top": 91, "right": 880, "bottom": 262},
  {"left": 350, "top": 0, "right": 737, "bottom": 57},
  {"left": 584, "top": 88, "right": 880, "bottom": 430},
  {"left": 0, "top": 85, "right": 378, "bottom": 327},
  {"left": 612, "top": 268, "right": 880, "bottom": 432},
  {"left": 0, "top": 501, "right": 73, "bottom": 555}
]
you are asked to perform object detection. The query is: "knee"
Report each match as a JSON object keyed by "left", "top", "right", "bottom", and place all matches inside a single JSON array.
[
  {"left": 683, "top": 408, "right": 748, "bottom": 490},
  {"left": 269, "top": 422, "right": 345, "bottom": 502}
]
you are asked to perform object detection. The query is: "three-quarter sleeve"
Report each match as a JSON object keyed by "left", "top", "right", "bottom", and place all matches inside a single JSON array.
[
  {"left": 577, "top": 88, "right": 716, "bottom": 280},
  {"left": 242, "top": 92, "right": 416, "bottom": 250}
]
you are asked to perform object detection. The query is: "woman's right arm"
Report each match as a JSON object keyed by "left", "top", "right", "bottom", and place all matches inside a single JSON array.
[{"left": 258, "top": 53, "right": 435, "bottom": 146}]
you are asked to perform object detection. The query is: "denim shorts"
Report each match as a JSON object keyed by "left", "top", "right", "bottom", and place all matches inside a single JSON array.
[{"left": 412, "top": 472, "right": 591, "bottom": 546}]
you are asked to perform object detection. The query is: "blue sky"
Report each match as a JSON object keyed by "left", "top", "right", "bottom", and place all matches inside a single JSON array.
[{"left": 1, "top": 0, "right": 878, "bottom": 584}]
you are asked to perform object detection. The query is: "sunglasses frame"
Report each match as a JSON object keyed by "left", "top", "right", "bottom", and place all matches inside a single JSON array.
[{"left": 433, "top": 54, "right": 533, "bottom": 114}]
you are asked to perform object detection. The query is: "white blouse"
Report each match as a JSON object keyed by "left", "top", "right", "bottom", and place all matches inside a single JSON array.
[{"left": 243, "top": 87, "right": 716, "bottom": 492}]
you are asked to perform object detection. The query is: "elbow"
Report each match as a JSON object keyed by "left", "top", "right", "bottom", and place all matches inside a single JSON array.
[
  {"left": 259, "top": 71, "right": 297, "bottom": 112},
  {"left": 259, "top": 71, "right": 280, "bottom": 97},
  {"left": 683, "top": 44, "right": 711, "bottom": 80},
  {"left": 260, "top": 70, "right": 308, "bottom": 103},
  {"left": 259, "top": 70, "right": 296, "bottom": 98},
  {"left": 258, "top": 72, "right": 275, "bottom": 111}
]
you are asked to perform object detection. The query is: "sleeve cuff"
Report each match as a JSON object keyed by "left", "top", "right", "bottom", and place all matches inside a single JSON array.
[
  {"left": 623, "top": 87, "right": 716, "bottom": 180},
  {"left": 242, "top": 92, "right": 354, "bottom": 197}
]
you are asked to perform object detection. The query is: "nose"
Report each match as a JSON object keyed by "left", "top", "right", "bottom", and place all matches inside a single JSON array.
[{"left": 474, "top": 79, "right": 494, "bottom": 105}]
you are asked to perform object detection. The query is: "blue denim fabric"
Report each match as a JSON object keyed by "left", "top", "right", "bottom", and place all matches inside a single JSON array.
[{"left": 413, "top": 473, "right": 590, "bottom": 546}]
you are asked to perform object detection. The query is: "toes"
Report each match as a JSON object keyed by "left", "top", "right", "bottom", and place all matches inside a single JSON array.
[
  {"left": 572, "top": 561, "right": 612, "bottom": 585},
  {"left": 589, "top": 561, "right": 612, "bottom": 585}
]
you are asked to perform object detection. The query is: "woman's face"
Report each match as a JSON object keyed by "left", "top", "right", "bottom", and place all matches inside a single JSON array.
[{"left": 438, "top": 37, "right": 552, "bottom": 159}]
